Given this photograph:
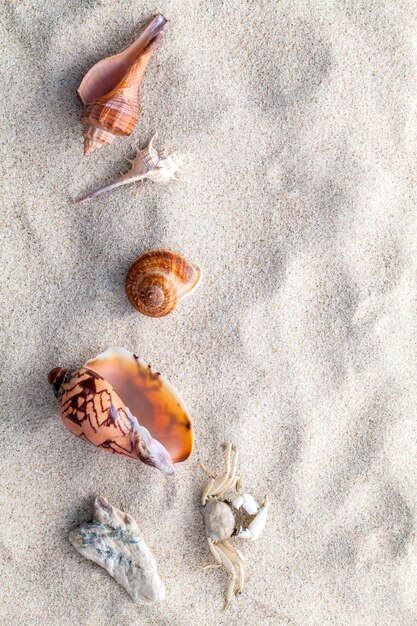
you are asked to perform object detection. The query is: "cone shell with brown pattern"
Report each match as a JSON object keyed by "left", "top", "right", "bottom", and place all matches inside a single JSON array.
[{"left": 48, "top": 348, "right": 193, "bottom": 475}]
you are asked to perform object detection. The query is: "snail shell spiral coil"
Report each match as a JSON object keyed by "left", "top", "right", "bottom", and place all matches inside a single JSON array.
[{"left": 125, "top": 250, "right": 201, "bottom": 318}]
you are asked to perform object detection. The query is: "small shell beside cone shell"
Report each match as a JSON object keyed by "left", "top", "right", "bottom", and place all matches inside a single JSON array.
[
  {"left": 77, "top": 15, "right": 167, "bottom": 155},
  {"left": 126, "top": 250, "right": 201, "bottom": 317}
]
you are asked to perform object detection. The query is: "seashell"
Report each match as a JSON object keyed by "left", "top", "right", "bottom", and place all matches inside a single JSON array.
[
  {"left": 75, "top": 132, "right": 182, "bottom": 203},
  {"left": 125, "top": 250, "right": 201, "bottom": 317},
  {"left": 48, "top": 347, "right": 193, "bottom": 474},
  {"left": 77, "top": 15, "right": 167, "bottom": 155},
  {"left": 69, "top": 496, "right": 165, "bottom": 605}
]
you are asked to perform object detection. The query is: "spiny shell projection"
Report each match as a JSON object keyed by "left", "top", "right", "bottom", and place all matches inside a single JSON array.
[
  {"left": 75, "top": 132, "right": 182, "bottom": 204},
  {"left": 77, "top": 14, "right": 167, "bottom": 155},
  {"left": 69, "top": 496, "right": 165, "bottom": 605},
  {"left": 125, "top": 250, "right": 201, "bottom": 317},
  {"left": 48, "top": 348, "right": 193, "bottom": 474}
]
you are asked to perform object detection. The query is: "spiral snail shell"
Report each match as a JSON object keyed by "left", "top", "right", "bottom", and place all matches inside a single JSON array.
[
  {"left": 48, "top": 348, "right": 193, "bottom": 475},
  {"left": 125, "top": 250, "right": 201, "bottom": 317},
  {"left": 77, "top": 15, "right": 167, "bottom": 155}
]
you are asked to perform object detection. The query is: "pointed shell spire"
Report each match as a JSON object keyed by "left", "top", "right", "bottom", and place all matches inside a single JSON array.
[{"left": 77, "top": 15, "right": 167, "bottom": 155}]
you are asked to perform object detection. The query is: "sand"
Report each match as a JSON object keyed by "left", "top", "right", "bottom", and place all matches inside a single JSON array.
[{"left": 1, "top": 1, "right": 416, "bottom": 625}]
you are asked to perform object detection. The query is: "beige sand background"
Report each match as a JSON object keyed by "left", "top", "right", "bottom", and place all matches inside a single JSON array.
[{"left": 1, "top": 1, "right": 417, "bottom": 625}]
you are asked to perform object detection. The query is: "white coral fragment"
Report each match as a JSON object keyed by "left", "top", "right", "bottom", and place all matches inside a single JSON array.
[{"left": 69, "top": 496, "right": 165, "bottom": 605}]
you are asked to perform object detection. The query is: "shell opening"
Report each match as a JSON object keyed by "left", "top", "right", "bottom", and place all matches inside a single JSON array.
[
  {"left": 85, "top": 348, "right": 193, "bottom": 463},
  {"left": 129, "top": 411, "right": 175, "bottom": 476},
  {"left": 77, "top": 14, "right": 167, "bottom": 105}
]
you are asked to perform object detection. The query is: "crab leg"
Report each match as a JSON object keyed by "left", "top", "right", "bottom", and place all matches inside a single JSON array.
[
  {"left": 207, "top": 539, "right": 226, "bottom": 568},
  {"left": 221, "top": 539, "right": 246, "bottom": 564},
  {"left": 224, "top": 442, "right": 233, "bottom": 473},
  {"left": 208, "top": 444, "right": 233, "bottom": 492},
  {"left": 207, "top": 446, "right": 238, "bottom": 499},
  {"left": 201, "top": 477, "right": 216, "bottom": 505},
  {"left": 221, "top": 541, "right": 245, "bottom": 595},
  {"left": 199, "top": 461, "right": 215, "bottom": 478},
  {"left": 208, "top": 539, "right": 237, "bottom": 609},
  {"left": 201, "top": 444, "right": 238, "bottom": 504},
  {"left": 216, "top": 448, "right": 239, "bottom": 497}
]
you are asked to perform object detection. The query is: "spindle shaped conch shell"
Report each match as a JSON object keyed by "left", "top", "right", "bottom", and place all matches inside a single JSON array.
[
  {"left": 48, "top": 348, "right": 193, "bottom": 475},
  {"left": 125, "top": 250, "right": 201, "bottom": 317},
  {"left": 75, "top": 132, "right": 182, "bottom": 204},
  {"left": 77, "top": 14, "right": 167, "bottom": 155}
]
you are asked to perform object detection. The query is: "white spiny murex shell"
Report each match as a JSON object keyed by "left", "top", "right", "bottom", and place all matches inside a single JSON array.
[{"left": 75, "top": 132, "right": 183, "bottom": 204}]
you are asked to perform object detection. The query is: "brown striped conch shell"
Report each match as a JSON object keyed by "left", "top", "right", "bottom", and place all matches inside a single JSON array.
[
  {"left": 75, "top": 132, "right": 182, "bottom": 204},
  {"left": 48, "top": 348, "right": 194, "bottom": 475},
  {"left": 125, "top": 250, "right": 201, "bottom": 318},
  {"left": 77, "top": 14, "right": 167, "bottom": 155}
]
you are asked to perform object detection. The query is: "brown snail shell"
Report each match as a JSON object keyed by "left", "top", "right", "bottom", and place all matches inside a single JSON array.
[
  {"left": 48, "top": 348, "right": 194, "bottom": 474},
  {"left": 77, "top": 15, "right": 167, "bottom": 155},
  {"left": 125, "top": 250, "right": 201, "bottom": 317}
]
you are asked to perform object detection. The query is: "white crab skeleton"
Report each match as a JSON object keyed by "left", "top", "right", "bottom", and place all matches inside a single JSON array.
[{"left": 201, "top": 443, "right": 269, "bottom": 608}]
